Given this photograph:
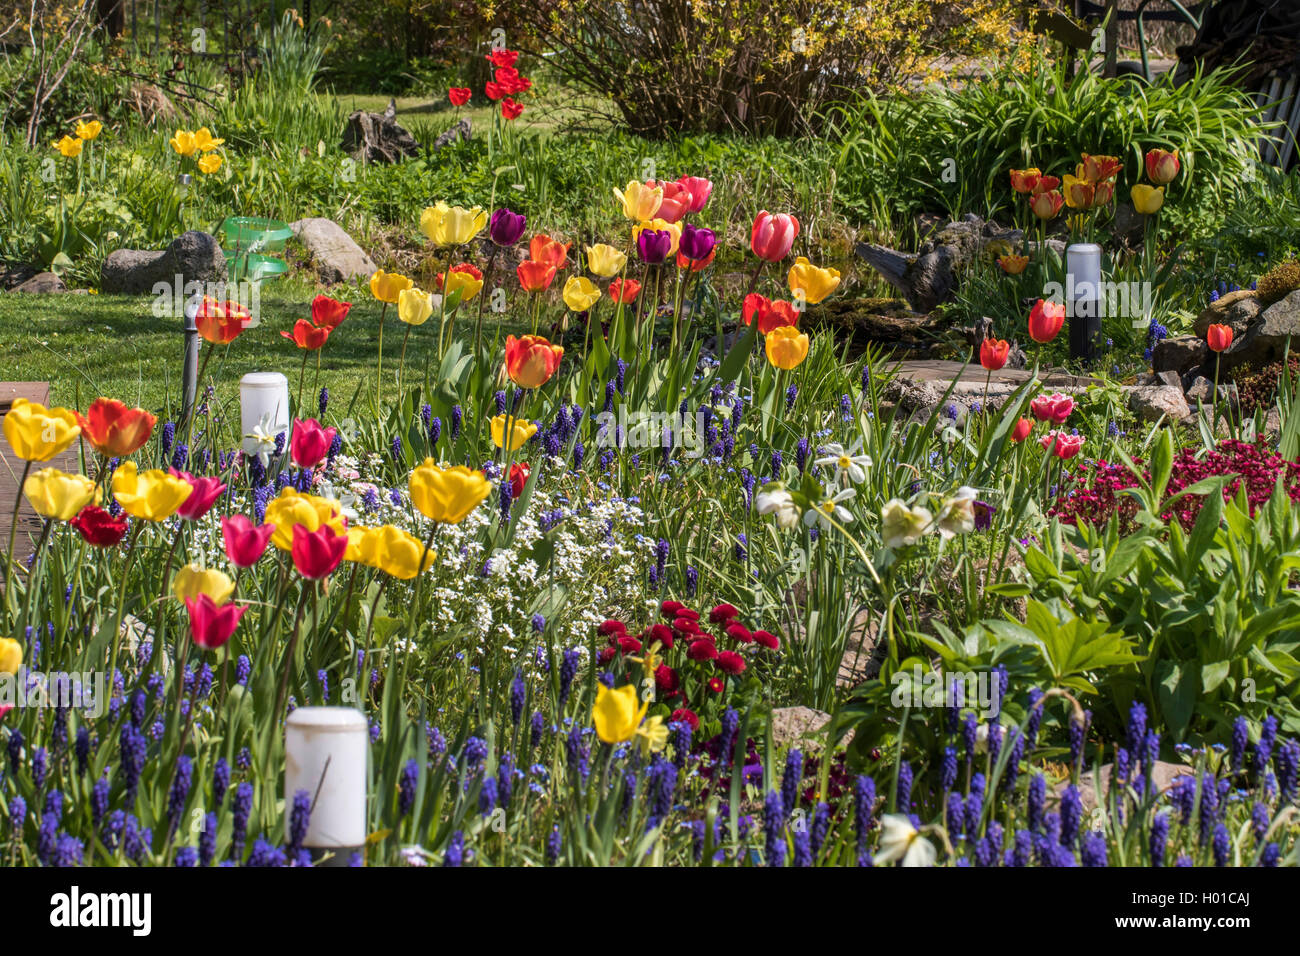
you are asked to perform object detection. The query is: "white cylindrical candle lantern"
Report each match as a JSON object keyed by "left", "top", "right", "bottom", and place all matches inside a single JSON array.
[
  {"left": 285, "top": 707, "right": 368, "bottom": 858},
  {"left": 239, "top": 371, "right": 291, "bottom": 455},
  {"left": 1066, "top": 242, "right": 1102, "bottom": 311}
]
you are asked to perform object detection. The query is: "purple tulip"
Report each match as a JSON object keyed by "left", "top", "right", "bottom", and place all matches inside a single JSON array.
[
  {"left": 489, "top": 208, "right": 527, "bottom": 247},
  {"left": 637, "top": 228, "right": 673, "bottom": 264},
  {"left": 679, "top": 224, "right": 716, "bottom": 263}
]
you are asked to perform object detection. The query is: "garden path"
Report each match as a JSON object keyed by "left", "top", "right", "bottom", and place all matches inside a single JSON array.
[{"left": 0, "top": 383, "right": 80, "bottom": 567}]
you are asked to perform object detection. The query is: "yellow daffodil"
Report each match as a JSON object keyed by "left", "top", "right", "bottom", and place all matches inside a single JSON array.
[
  {"left": 409, "top": 461, "right": 491, "bottom": 524},
  {"left": 358, "top": 524, "right": 436, "bottom": 579},
  {"left": 787, "top": 256, "right": 841, "bottom": 305},
  {"left": 397, "top": 287, "right": 435, "bottom": 325},
  {"left": 613, "top": 180, "right": 663, "bottom": 221},
  {"left": 592, "top": 683, "right": 648, "bottom": 744},
  {"left": 75, "top": 120, "right": 102, "bottom": 141},
  {"left": 23, "top": 468, "right": 97, "bottom": 521},
  {"left": 585, "top": 244, "right": 626, "bottom": 277},
  {"left": 562, "top": 275, "right": 601, "bottom": 312},
  {"left": 111, "top": 461, "right": 193, "bottom": 522},
  {"left": 193, "top": 127, "right": 225, "bottom": 151},
  {"left": 3, "top": 398, "right": 80, "bottom": 461},
  {"left": 419, "top": 202, "right": 488, "bottom": 246},
  {"left": 262, "top": 487, "right": 346, "bottom": 550},
  {"left": 764, "top": 325, "right": 809, "bottom": 370},
  {"left": 1130, "top": 184, "right": 1165, "bottom": 215},
  {"left": 489, "top": 414, "right": 538, "bottom": 453},
  {"left": 0, "top": 637, "right": 22, "bottom": 675},
  {"left": 169, "top": 129, "right": 198, "bottom": 156},
  {"left": 635, "top": 714, "right": 669, "bottom": 757},
  {"left": 171, "top": 563, "right": 235, "bottom": 606},
  {"left": 54, "top": 135, "right": 83, "bottom": 158},
  {"left": 369, "top": 269, "right": 414, "bottom": 304},
  {"left": 197, "top": 154, "right": 223, "bottom": 174}
]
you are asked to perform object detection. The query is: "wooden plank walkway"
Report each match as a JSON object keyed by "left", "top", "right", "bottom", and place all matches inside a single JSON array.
[
  {"left": 888, "top": 359, "right": 1094, "bottom": 388},
  {"left": 0, "top": 383, "right": 81, "bottom": 567}
]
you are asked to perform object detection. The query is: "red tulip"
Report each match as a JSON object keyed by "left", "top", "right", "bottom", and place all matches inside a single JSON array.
[
  {"left": 505, "top": 334, "right": 564, "bottom": 388},
  {"left": 75, "top": 398, "right": 157, "bottom": 457},
  {"left": 651, "top": 180, "right": 693, "bottom": 224},
  {"left": 1010, "top": 418, "right": 1033, "bottom": 442},
  {"left": 509, "top": 462, "right": 531, "bottom": 499},
  {"left": 529, "top": 234, "right": 571, "bottom": 270},
  {"left": 501, "top": 97, "right": 524, "bottom": 120},
  {"left": 1040, "top": 430, "right": 1085, "bottom": 459},
  {"left": 448, "top": 87, "right": 471, "bottom": 107},
  {"left": 1029, "top": 392, "right": 1075, "bottom": 425},
  {"left": 221, "top": 514, "right": 274, "bottom": 568},
  {"left": 1028, "top": 299, "right": 1066, "bottom": 344},
  {"left": 169, "top": 469, "right": 228, "bottom": 521},
  {"left": 979, "top": 338, "right": 1010, "bottom": 371},
  {"left": 486, "top": 49, "right": 519, "bottom": 69},
  {"left": 186, "top": 593, "right": 247, "bottom": 650},
  {"left": 290, "top": 418, "right": 337, "bottom": 469},
  {"left": 310, "top": 295, "right": 352, "bottom": 330},
  {"left": 676, "top": 247, "right": 715, "bottom": 271},
  {"left": 281, "top": 318, "right": 330, "bottom": 351},
  {"left": 676, "top": 176, "right": 713, "bottom": 213},
  {"left": 195, "top": 297, "right": 250, "bottom": 345},
  {"left": 609, "top": 278, "right": 641, "bottom": 304},
  {"left": 751, "top": 211, "right": 799, "bottom": 262},
  {"left": 291, "top": 524, "right": 348, "bottom": 580},
  {"left": 1206, "top": 323, "right": 1233, "bottom": 353},
  {"left": 742, "top": 294, "right": 798, "bottom": 334},
  {"left": 485, "top": 81, "right": 504, "bottom": 100},
  {"left": 517, "top": 260, "right": 557, "bottom": 292},
  {"left": 70, "top": 505, "right": 128, "bottom": 546}
]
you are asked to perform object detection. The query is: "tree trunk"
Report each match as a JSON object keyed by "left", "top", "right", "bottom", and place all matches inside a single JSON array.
[{"left": 98, "top": 0, "right": 125, "bottom": 36}]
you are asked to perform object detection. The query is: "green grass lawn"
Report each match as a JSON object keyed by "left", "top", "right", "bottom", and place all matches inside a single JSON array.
[{"left": 0, "top": 277, "right": 452, "bottom": 415}]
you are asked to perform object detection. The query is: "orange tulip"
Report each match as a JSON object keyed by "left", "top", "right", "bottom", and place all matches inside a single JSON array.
[
  {"left": 529, "top": 234, "right": 571, "bottom": 270},
  {"left": 1008, "top": 168, "right": 1042, "bottom": 194},
  {"left": 980, "top": 338, "right": 1010, "bottom": 371},
  {"left": 1029, "top": 190, "right": 1064, "bottom": 221},
  {"left": 281, "top": 318, "right": 331, "bottom": 351},
  {"left": 1079, "top": 154, "right": 1122, "bottom": 183},
  {"left": 1028, "top": 299, "right": 1066, "bottom": 344},
  {"left": 609, "top": 278, "right": 641, "bottom": 304},
  {"left": 997, "top": 254, "right": 1029, "bottom": 275},
  {"left": 504, "top": 334, "right": 564, "bottom": 388},
  {"left": 195, "top": 297, "right": 249, "bottom": 344},
  {"left": 517, "top": 260, "right": 557, "bottom": 293},
  {"left": 1145, "top": 148, "right": 1180, "bottom": 185},
  {"left": 76, "top": 398, "right": 157, "bottom": 457},
  {"left": 1206, "top": 323, "right": 1233, "bottom": 353}
]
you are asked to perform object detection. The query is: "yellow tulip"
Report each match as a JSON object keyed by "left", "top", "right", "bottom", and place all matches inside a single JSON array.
[
  {"left": 765, "top": 325, "right": 810, "bottom": 370},
  {"left": 3, "top": 398, "right": 80, "bottom": 461},
  {"left": 419, "top": 202, "right": 488, "bottom": 246},
  {"left": 169, "top": 129, "right": 198, "bottom": 156},
  {"left": 75, "top": 120, "right": 102, "bottom": 140},
  {"left": 409, "top": 461, "right": 491, "bottom": 524},
  {"left": 787, "top": 256, "right": 841, "bottom": 305},
  {"left": 54, "top": 135, "right": 83, "bottom": 158},
  {"left": 23, "top": 468, "right": 97, "bottom": 521},
  {"left": 359, "top": 525, "right": 436, "bottom": 579},
  {"left": 111, "top": 461, "right": 193, "bottom": 521},
  {"left": 197, "top": 154, "right": 223, "bottom": 175},
  {"left": 193, "top": 127, "right": 225, "bottom": 151},
  {"left": 370, "top": 269, "right": 414, "bottom": 304},
  {"left": 172, "top": 563, "right": 235, "bottom": 606},
  {"left": 592, "top": 683, "right": 648, "bottom": 744},
  {"left": 633, "top": 218, "right": 681, "bottom": 256},
  {"left": 0, "top": 637, "right": 22, "bottom": 675},
  {"left": 261, "top": 487, "right": 346, "bottom": 550},
  {"left": 585, "top": 244, "right": 627, "bottom": 278},
  {"left": 442, "top": 268, "right": 483, "bottom": 302},
  {"left": 345, "top": 525, "right": 370, "bottom": 563},
  {"left": 1131, "top": 184, "right": 1165, "bottom": 215},
  {"left": 397, "top": 287, "right": 435, "bottom": 326},
  {"left": 612, "top": 180, "right": 663, "bottom": 221},
  {"left": 562, "top": 275, "right": 601, "bottom": 312},
  {"left": 489, "top": 415, "right": 538, "bottom": 453}
]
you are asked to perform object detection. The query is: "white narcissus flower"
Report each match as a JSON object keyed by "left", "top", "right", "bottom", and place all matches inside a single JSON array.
[
  {"left": 880, "top": 499, "right": 933, "bottom": 548},
  {"left": 814, "top": 442, "right": 873, "bottom": 486},
  {"left": 756, "top": 487, "right": 801, "bottom": 530},
  {"left": 804, "top": 487, "right": 856, "bottom": 530},
  {"left": 875, "top": 813, "right": 937, "bottom": 867},
  {"left": 245, "top": 413, "right": 280, "bottom": 468},
  {"left": 937, "top": 485, "right": 978, "bottom": 539}
]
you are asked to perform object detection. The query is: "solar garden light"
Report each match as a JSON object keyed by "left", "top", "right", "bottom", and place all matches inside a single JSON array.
[
  {"left": 284, "top": 707, "right": 368, "bottom": 866},
  {"left": 239, "top": 371, "right": 291, "bottom": 456},
  {"left": 1066, "top": 242, "right": 1102, "bottom": 363},
  {"left": 179, "top": 292, "right": 202, "bottom": 433}
]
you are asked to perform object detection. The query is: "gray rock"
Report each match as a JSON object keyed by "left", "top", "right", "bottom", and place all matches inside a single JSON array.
[
  {"left": 290, "top": 218, "right": 377, "bottom": 285},
  {"left": 1125, "top": 384, "right": 1191, "bottom": 423},
  {"left": 1058, "top": 760, "right": 1193, "bottom": 813},
  {"left": 12, "top": 272, "right": 66, "bottom": 293},
  {"left": 1193, "top": 288, "right": 1263, "bottom": 338},
  {"left": 1152, "top": 334, "right": 1206, "bottom": 374},
  {"left": 770, "top": 707, "right": 834, "bottom": 747},
  {"left": 1220, "top": 288, "right": 1300, "bottom": 374},
  {"left": 881, "top": 377, "right": 969, "bottom": 424},
  {"left": 100, "top": 230, "right": 226, "bottom": 295},
  {"left": 1156, "top": 369, "right": 1182, "bottom": 388}
]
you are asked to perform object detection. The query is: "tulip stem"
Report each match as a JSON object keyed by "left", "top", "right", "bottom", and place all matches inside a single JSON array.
[
  {"left": 473, "top": 247, "right": 499, "bottom": 358},
  {"left": 375, "top": 302, "right": 388, "bottom": 413},
  {"left": 297, "top": 349, "right": 309, "bottom": 415},
  {"left": 397, "top": 324, "right": 413, "bottom": 399},
  {"left": 105, "top": 521, "right": 145, "bottom": 688},
  {"left": 2, "top": 459, "right": 32, "bottom": 619}
]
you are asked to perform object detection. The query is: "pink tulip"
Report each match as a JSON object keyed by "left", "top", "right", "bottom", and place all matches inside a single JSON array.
[
  {"left": 291, "top": 524, "right": 347, "bottom": 580},
  {"left": 290, "top": 418, "right": 337, "bottom": 470},
  {"left": 654, "top": 180, "right": 693, "bottom": 224},
  {"left": 677, "top": 176, "right": 713, "bottom": 213},
  {"left": 221, "top": 514, "right": 275, "bottom": 568},
  {"left": 751, "top": 211, "right": 799, "bottom": 262},
  {"left": 1040, "top": 430, "right": 1085, "bottom": 459},
  {"left": 170, "top": 469, "right": 228, "bottom": 521},
  {"left": 1029, "top": 393, "right": 1075, "bottom": 425},
  {"left": 186, "top": 594, "right": 247, "bottom": 650}
]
